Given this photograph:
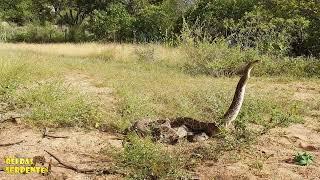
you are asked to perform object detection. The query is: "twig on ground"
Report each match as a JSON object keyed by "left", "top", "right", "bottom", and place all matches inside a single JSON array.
[
  {"left": 0, "top": 118, "right": 10, "bottom": 123},
  {"left": 0, "top": 140, "right": 25, "bottom": 147},
  {"left": 0, "top": 114, "right": 22, "bottom": 124},
  {"left": 44, "top": 150, "right": 125, "bottom": 176},
  {"left": 42, "top": 128, "right": 69, "bottom": 139}
]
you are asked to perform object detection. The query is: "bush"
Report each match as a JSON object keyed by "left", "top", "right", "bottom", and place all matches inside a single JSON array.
[
  {"left": 0, "top": 22, "right": 94, "bottom": 43},
  {"left": 225, "top": 7, "right": 310, "bottom": 56},
  {"left": 182, "top": 39, "right": 260, "bottom": 77},
  {"left": 259, "top": 0, "right": 320, "bottom": 56},
  {"left": 0, "top": 21, "right": 14, "bottom": 42},
  {"left": 134, "top": 5, "right": 174, "bottom": 42},
  {"left": 88, "top": 3, "right": 134, "bottom": 42},
  {"left": 0, "top": 23, "right": 65, "bottom": 43},
  {"left": 182, "top": 39, "right": 320, "bottom": 78},
  {"left": 185, "top": 0, "right": 256, "bottom": 37}
]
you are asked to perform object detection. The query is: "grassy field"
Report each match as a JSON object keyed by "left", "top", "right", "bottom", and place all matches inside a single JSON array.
[{"left": 1, "top": 43, "right": 320, "bottom": 179}]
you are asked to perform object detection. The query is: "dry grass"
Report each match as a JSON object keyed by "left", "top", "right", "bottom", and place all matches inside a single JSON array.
[
  {"left": 1, "top": 43, "right": 319, "bottom": 179},
  {"left": 1, "top": 43, "right": 316, "bottom": 129}
]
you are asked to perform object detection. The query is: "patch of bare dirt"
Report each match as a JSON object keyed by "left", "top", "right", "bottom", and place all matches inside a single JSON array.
[
  {"left": 195, "top": 81, "right": 320, "bottom": 180},
  {"left": 196, "top": 122, "right": 320, "bottom": 180},
  {"left": 0, "top": 73, "right": 123, "bottom": 180},
  {"left": 64, "top": 72, "right": 116, "bottom": 111},
  {"left": 0, "top": 123, "right": 123, "bottom": 180}
]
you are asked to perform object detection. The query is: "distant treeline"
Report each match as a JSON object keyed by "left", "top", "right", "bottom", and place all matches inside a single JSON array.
[{"left": 1, "top": 0, "right": 320, "bottom": 57}]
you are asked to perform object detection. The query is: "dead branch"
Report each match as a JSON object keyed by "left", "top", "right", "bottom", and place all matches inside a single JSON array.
[
  {"left": 44, "top": 150, "right": 125, "bottom": 176},
  {"left": 0, "top": 140, "right": 25, "bottom": 147},
  {"left": 42, "top": 128, "right": 69, "bottom": 139}
]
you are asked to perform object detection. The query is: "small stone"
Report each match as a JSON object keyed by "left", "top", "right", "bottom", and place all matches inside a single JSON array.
[
  {"left": 175, "top": 125, "right": 189, "bottom": 138},
  {"left": 192, "top": 133, "right": 209, "bottom": 142},
  {"left": 299, "top": 141, "right": 318, "bottom": 151},
  {"left": 108, "top": 139, "right": 123, "bottom": 149},
  {"left": 12, "top": 117, "right": 22, "bottom": 124}
]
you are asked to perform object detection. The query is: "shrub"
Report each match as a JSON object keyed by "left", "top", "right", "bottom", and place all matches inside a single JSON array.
[
  {"left": 134, "top": 5, "right": 174, "bottom": 42},
  {"left": 225, "top": 7, "right": 310, "bottom": 56},
  {"left": 182, "top": 40, "right": 260, "bottom": 77},
  {"left": 1, "top": 23, "right": 65, "bottom": 43},
  {"left": 88, "top": 3, "right": 134, "bottom": 42},
  {"left": 181, "top": 39, "right": 320, "bottom": 78},
  {"left": 185, "top": 0, "right": 256, "bottom": 37}
]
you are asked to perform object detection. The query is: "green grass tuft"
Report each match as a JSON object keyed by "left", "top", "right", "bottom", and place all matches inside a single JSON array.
[
  {"left": 14, "top": 81, "right": 102, "bottom": 128},
  {"left": 115, "top": 134, "right": 187, "bottom": 179}
]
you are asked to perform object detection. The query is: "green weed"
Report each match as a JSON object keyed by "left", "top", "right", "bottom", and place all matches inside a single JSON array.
[{"left": 294, "top": 152, "right": 314, "bottom": 166}]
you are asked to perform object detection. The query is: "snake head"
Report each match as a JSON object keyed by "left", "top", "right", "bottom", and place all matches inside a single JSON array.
[
  {"left": 248, "top": 60, "right": 260, "bottom": 66},
  {"left": 245, "top": 60, "right": 260, "bottom": 70},
  {"left": 237, "top": 60, "right": 260, "bottom": 75}
]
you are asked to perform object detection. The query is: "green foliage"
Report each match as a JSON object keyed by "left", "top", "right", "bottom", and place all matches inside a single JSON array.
[
  {"left": 31, "top": 0, "right": 111, "bottom": 26},
  {"left": 1, "top": 0, "right": 320, "bottom": 56},
  {"left": 0, "top": 0, "right": 34, "bottom": 25},
  {"left": 0, "top": 22, "right": 65, "bottom": 43},
  {"left": 183, "top": 0, "right": 320, "bottom": 56},
  {"left": 185, "top": 0, "right": 257, "bottom": 37},
  {"left": 14, "top": 23, "right": 65, "bottom": 43},
  {"left": 89, "top": 3, "right": 134, "bottom": 42},
  {"left": 181, "top": 38, "right": 320, "bottom": 78},
  {"left": 226, "top": 8, "right": 310, "bottom": 55},
  {"left": 134, "top": 5, "right": 174, "bottom": 42},
  {"left": 0, "top": 63, "right": 30, "bottom": 95},
  {"left": 118, "top": 134, "right": 185, "bottom": 179},
  {"left": 182, "top": 39, "right": 259, "bottom": 76},
  {"left": 294, "top": 152, "right": 314, "bottom": 166},
  {"left": 259, "top": 0, "right": 320, "bottom": 56}
]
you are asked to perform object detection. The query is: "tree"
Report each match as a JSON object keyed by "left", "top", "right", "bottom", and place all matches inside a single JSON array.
[
  {"left": 0, "top": 0, "right": 34, "bottom": 25},
  {"left": 31, "top": 0, "right": 115, "bottom": 26},
  {"left": 29, "top": 0, "right": 116, "bottom": 41},
  {"left": 88, "top": 3, "right": 134, "bottom": 41},
  {"left": 184, "top": 0, "right": 257, "bottom": 37},
  {"left": 259, "top": 0, "right": 320, "bottom": 56}
]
